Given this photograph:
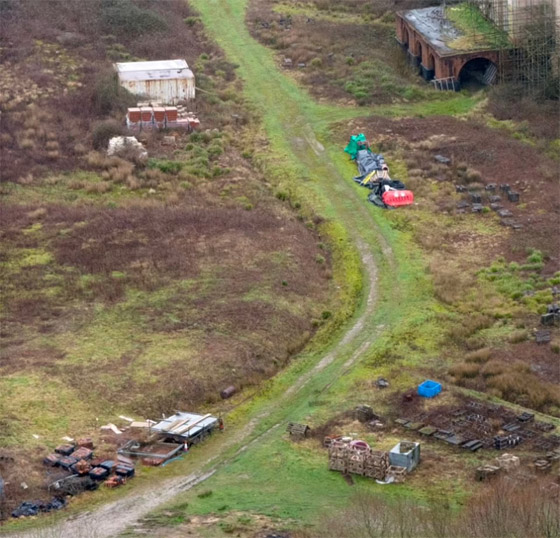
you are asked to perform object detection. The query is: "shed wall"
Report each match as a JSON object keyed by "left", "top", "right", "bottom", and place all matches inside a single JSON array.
[{"left": 120, "top": 77, "right": 195, "bottom": 104}]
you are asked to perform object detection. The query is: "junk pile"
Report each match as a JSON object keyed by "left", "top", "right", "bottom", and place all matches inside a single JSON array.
[
  {"left": 344, "top": 133, "right": 414, "bottom": 209},
  {"left": 475, "top": 452, "right": 520, "bottom": 481},
  {"left": 327, "top": 438, "right": 419, "bottom": 484},
  {"left": 396, "top": 399, "right": 559, "bottom": 455},
  {"left": 119, "top": 411, "right": 221, "bottom": 465},
  {"left": 354, "top": 405, "right": 384, "bottom": 430},
  {"left": 11, "top": 441, "right": 135, "bottom": 518},
  {"left": 8, "top": 410, "right": 221, "bottom": 519},
  {"left": 126, "top": 104, "right": 200, "bottom": 131},
  {"left": 533, "top": 449, "right": 560, "bottom": 473},
  {"left": 43, "top": 440, "right": 134, "bottom": 489}
]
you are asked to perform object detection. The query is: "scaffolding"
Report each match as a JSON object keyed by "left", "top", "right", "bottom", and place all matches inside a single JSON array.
[{"left": 446, "top": 0, "right": 559, "bottom": 94}]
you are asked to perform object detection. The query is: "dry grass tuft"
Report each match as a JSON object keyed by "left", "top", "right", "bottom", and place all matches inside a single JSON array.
[
  {"left": 465, "top": 347, "right": 492, "bottom": 363},
  {"left": 449, "top": 362, "right": 480, "bottom": 379}
]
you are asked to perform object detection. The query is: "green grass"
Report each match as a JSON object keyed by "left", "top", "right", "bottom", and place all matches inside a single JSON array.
[
  {"left": 446, "top": 3, "right": 511, "bottom": 51},
  {"left": 128, "top": 0, "right": 470, "bottom": 527},
  {"left": 3, "top": 1, "right": 550, "bottom": 534}
]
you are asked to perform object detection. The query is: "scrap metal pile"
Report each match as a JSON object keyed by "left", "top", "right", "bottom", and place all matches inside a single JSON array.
[
  {"left": 396, "top": 400, "right": 560, "bottom": 456},
  {"left": 8, "top": 411, "right": 221, "bottom": 519},
  {"left": 344, "top": 134, "right": 414, "bottom": 209}
]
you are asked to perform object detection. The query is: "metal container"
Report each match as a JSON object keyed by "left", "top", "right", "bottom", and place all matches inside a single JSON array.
[{"left": 389, "top": 441, "right": 420, "bottom": 472}]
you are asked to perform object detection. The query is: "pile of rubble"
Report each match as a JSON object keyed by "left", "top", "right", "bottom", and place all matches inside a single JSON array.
[{"left": 326, "top": 437, "right": 420, "bottom": 484}]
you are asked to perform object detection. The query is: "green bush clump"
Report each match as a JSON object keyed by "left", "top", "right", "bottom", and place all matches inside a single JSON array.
[
  {"left": 149, "top": 159, "right": 183, "bottom": 175},
  {"left": 92, "top": 73, "right": 136, "bottom": 115},
  {"left": 92, "top": 120, "right": 124, "bottom": 150},
  {"left": 101, "top": 0, "right": 167, "bottom": 37}
]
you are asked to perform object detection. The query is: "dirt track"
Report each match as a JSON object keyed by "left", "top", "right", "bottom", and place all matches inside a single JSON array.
[
  {"left": 8, "top": 207, "right": 381, "bottom": 538},
  {"left": 5, "top": 1, "right": 392, "bottom": 535},
  {"left": 5, "top": 90, "right": 386, "bottom": 538}
]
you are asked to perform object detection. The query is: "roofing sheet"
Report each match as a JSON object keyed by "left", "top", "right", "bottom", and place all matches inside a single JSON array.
[
  {"left": 152, "top": 412, "right": 218, "bottom": 439},
  {"left": 115, "top": 59, "right": 194, "bottom": 82},
  {"left": 115, "top": 59, "right": 188, "bottom": 72}
]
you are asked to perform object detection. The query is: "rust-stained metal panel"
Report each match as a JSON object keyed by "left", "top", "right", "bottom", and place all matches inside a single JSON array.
[
  {"left": 115, "top": 59, "right": 195, "bottom": 103},
  {"left": 120, "top": 77, "right": 195, "bottom": 103}
]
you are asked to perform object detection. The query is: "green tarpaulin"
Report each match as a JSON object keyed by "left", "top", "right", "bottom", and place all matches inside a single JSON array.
[{"left": 344, "top": 133, "right": 368, "bottom": 160}]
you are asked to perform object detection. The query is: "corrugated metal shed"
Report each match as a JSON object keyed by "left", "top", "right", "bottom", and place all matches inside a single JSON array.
[{"left": 114, "top": 59, "right": 195, "bottom": 104}]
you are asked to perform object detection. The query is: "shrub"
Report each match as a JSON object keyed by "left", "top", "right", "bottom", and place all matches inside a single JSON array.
[
  {"left": 465, "top": 348, "right": 492, "bottom": 363},
  {"left": 74, "top": 143, "right": 87, "bottom": 155},
  {"left": 449, "top": 362, "right": 480, "bottom": 379},
  {"left": 19, "top": 138, "right": 35, "bottom": 150},
  {"left": 101, "top": 0, "right": 167, "bottom": 37},
  {"left": 310, "top": 57, "right": 322, "bottom": 68},
  {"left": 508, "top": 329, "right": 528, "bottom": 344},
  {"left": 526, "top": 249, "right": 543, "bottom": 264},
  {"left": 92, "top": 120, "right": 124, "bottom": 150},
  {"left": 480, "top": 359, "right": 507, "bottom": 377},
  {"left": 92, "top": 72, "right": 136, "bottom": 115},
  {"left": 465, "top": 168, "right": 482, "bottom": 183},
  {"left": 149, "top": 159, "right": 182, "bottom": 175}
]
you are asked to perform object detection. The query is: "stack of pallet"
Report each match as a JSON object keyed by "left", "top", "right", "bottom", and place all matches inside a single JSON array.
[
  {"left": 328, "top": 439, "right": 349, "bottom": 472},
  {"left": 328, "top": 440, "right": 393, "bottom": 482},
  {"left": 363, "top": 450, "right": 389, "bottom": 480},
  {"left": 386, "top": 465, "right": 407, "bottom": 483},
  {"left": 346, "top": 450, "right": 366, "bottom": 475}
]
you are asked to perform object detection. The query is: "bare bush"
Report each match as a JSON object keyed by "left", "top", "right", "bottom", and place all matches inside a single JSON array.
[{"left": 317, "top": 477, "right": 559, "bottom": 538}]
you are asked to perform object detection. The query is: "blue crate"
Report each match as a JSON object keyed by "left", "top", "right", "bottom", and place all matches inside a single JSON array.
[{"left": 418, "top": 380, "right": 441, "bottom": 398}]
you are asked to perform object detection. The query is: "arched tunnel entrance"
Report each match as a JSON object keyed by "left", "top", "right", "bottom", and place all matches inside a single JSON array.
[{"left": 459, "top": 57, "right": 497, "bottom": 88}]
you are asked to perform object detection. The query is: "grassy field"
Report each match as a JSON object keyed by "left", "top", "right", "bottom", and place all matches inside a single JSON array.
[
  {"left": 106, "top": 0, "right": 556, "bottom": 535},
  {"left": 1, "top": 0, "right": 558, "bottom": 535},
  {"left": 0, "top": 0, "right": 342, "bottom": 518}
]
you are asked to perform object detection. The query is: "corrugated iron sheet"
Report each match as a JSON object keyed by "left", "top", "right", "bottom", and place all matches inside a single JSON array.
[{"left": 119, "top": 77, "right": 195, "bottom": 103}]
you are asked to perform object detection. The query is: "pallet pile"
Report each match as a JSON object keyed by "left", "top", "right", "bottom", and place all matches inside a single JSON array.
[
  {"left": 328, "top": 440, "right": 393, "bottom": 482},
  {"left": 286, "top": 422, "right": 311, "bottom": 440},
  {"left": 363, "top": 450, "right": 390, "bottom": 480},
  {"left": 386, "top": 465, "right": 407, "bottom": 484}
]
